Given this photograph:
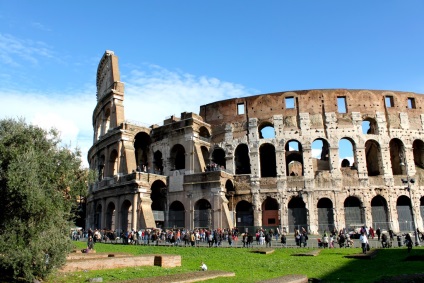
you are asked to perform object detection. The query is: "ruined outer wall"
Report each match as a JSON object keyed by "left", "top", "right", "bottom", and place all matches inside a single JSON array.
[{"left": 200, "top": 89, "right": 424, "bottom": 133}]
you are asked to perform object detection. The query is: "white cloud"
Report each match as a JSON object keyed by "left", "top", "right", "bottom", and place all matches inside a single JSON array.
[
  {"left": 0, "top": 64, "right": 254, "bottom": 168},
  {"left": 0, "top": 89, "right": 95, "bottom": 168},
  {"left": 0, "top": 33, "right": 55, "bottom": 67},
  {"left": 311, "top": 148, "right": 322, "bottom": 159},
  {"left": 124, "top": 64, "right": 254, "bottom": 126}
]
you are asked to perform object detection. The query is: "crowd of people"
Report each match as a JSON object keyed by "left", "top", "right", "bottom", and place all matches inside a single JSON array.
[{"left": 74, "top": 225, "right": 422, "bottom": 254}]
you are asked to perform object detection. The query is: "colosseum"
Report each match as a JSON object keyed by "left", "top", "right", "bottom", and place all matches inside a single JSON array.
[{"left": 86, "top": 50, "right": 424, "bottom": 236}]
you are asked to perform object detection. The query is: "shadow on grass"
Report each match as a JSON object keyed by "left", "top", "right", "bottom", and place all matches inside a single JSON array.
[{"left": 318, "top": 248, "right": 424, "bottom": 283}]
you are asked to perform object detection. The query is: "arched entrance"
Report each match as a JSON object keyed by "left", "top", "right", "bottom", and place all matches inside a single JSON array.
[
  {"left": 397, "top": 195, "right": 413, "bottom": 231},
  {"left": 120, "top": 200, "right": 132, "bottom": 233},
  {"left": 168, "top": 201, "right": 185, "bottom": 228},
  {"left": 344, "top": 196, "right": 364, "bottom": 230},
  {"left": 317, "top": 198, "right": 334, "bottom": 232},
  {"left": 194, "top": 199, "right": 212, "bottom": 228},
  {"left": 288, "top": 196, "right": 307, "bottom": 232},
  {"left": 236, "top": 200, "right": 254, "bottom": 228},
  {"left": 151, "top": 180, "right": 167, "bottom": 228},
  {"left": 95, "top": 204, "right": 102, "bottom": 229},
  {"left": 371, "top": 195, "right": 390, "bottom": 231},
  {"left": 105, "top": 202, "right": 116, "bottom": 230},
  {"left": 262, "top": 197, "right": 279, "bottom": 227}
]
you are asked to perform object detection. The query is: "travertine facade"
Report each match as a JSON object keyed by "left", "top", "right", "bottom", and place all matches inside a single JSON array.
[{"left": 86, "top": 51, "right": 424, "bottom": 234}]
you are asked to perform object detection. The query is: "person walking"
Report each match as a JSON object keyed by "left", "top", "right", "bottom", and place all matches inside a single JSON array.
[
  {"left": 376, "top": 227, "right": 381, "bottom": 241},
  {"left": 359, "top": 232, "right": 369, "bottom": 254},
  {"left": 405, "top": 233, "right": 413, "bottom": 253}
]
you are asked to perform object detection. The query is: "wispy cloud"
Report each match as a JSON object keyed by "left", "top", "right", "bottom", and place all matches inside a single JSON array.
[
  {"left": 31, "top": 22, "right": 51, "bottom": 32},
  {"left": 0, "top": 64, "right": 254, "bottom": 168},
  {"left": 124, "top": 64, "right": 255, "bottom": 126},
  {"left": 0, "top": 33, "right": 55, "bottom": 67}
]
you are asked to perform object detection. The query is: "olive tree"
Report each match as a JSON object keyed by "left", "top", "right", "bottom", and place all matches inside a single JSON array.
[{"left": 0, "top": 119, "right": 91, "bottom": 282}]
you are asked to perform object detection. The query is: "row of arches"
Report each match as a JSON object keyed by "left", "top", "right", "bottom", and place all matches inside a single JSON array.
[
  {"left": 94, "top": 135, "right": 424, "bottom": 180},
  {"left": 92, "top": 112, "right": 424, "bottom": 180},
  {"left": 233, "top": 137, "right": 424, "bottom": 177},
  {"left": 93, "top": 189, "right": 424, "bottom": 233}
]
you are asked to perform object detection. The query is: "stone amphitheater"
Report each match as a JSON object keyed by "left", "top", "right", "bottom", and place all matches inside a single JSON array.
[{"left": 86, "top": 50, "right": 424, "bottom": 235}]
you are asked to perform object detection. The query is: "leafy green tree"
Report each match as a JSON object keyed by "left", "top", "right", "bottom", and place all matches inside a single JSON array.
[{"left": 0, "top": 118, "right": 91, "bottom": 282}]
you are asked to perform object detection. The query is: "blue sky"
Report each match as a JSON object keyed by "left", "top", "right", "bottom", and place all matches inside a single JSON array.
[{"left": 1, "top": 1, "right": 424, "bottom": 167}]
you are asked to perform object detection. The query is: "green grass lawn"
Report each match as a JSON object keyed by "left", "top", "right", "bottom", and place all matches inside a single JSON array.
[{"left": 49, "top": 242, "right": 424, "bottom": 283}]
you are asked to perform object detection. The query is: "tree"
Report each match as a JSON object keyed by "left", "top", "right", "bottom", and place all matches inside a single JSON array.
[{"left": 0, "top": 119, "right": 92, "bottom": 282}]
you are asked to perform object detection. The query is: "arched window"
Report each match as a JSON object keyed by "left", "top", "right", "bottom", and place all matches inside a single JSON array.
[
  {"left": 389, "top": 138, "right": 405, "bottom": 175},
  {"left": 153, "top": 150, "right": 163, "bottom": 174},
  {"left": 312, "top": 138, "right": 330, "bottom": 171},
  {"left": 108, "top": 150, "right": 118, "bottom": 177},
  {"left": 413, "top": 140, "right": 424, "bottom": 169},
  {"left": 170, "top": 144, "right": 186, "bottom": 170},
  {"left": 362, "top": 118, "right": 377, "bottom": 134},
  {"left": 103, "top": 108, "right": 111, "bottom": 135},
  {"left": 260, "top": 143, "right": 276, "bottom": 177},
  {"left": 339, "top": 138, "right": 356, "bottom": 169},
  {"left": 199, "top": 126, "right": 211, "bottom": 139},
  {"left": 235, "top": 144, "right": 251, "bottom": 174},
  {"left": 134, "top": 132, "right": 152, "bottom": 171},
  {"left": 258, "top": 123, "right": 275, "bottom": 139},
  {"left": 285, "top": 140, "right": 303, "bottom": 176},
  {"left": 212, "top": 147, "right": 226, "bottom": 169},
  {"left": 365, "top": 140, "right": 382, "bottom": 176}
]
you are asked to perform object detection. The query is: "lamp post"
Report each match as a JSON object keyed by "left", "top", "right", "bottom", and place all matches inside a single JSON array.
[{"left": 400, "top": 153, "right": 421, "bottom": 246}]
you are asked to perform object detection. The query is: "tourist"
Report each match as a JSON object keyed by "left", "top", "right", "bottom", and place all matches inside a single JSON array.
[
  {"left": 87, "top": 236, "right": 94, "bottom": 251},
  {"left": 359, "top": 232, "right": 368, "bottom": 254},
  {"left": 404, "top": 233, "right": 413, "bottom": 253}
]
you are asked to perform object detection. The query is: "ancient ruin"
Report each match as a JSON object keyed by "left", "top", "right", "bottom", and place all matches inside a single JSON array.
[{"left": 86, "top": 50, "right": 424, "bottom": 234}]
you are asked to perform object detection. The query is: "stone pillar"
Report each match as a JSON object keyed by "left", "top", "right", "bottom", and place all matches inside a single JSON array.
[
  {"left": 380, "top": 144, "right": 392, "bottom": 179},
  {"left": 248, "top": 118, "right": 260, "bottom": 178},
  {"left": 132, "top": 193, "right": 138, "bottom": 230},
  {"left": 305, "top": 192, "right": 316, "bottom": 234},
  {"left": 276, "top": 143, "right": 286, "bottom": 177},
  {"left": 355, "top": 146, "right": 368, "bottom": 179},
  {"left": 101, "top": 198, "right": 106, "bottom": 229},
  {"left": 252, "top": 184, "right": 262, "bottom": 228},
  {"left": 224, "top": 124, "right": 234, "bottom": 173},
  {"left": 116, "top": 196, "right": 121, "bottom": 234},
  {"left": 302, "top": 145, "right": 312, "bottom": 176}
]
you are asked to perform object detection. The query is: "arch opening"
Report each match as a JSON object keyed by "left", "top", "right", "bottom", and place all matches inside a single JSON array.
[{"left": 260, "top": 143, "right": 277, "bottom": 177}]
